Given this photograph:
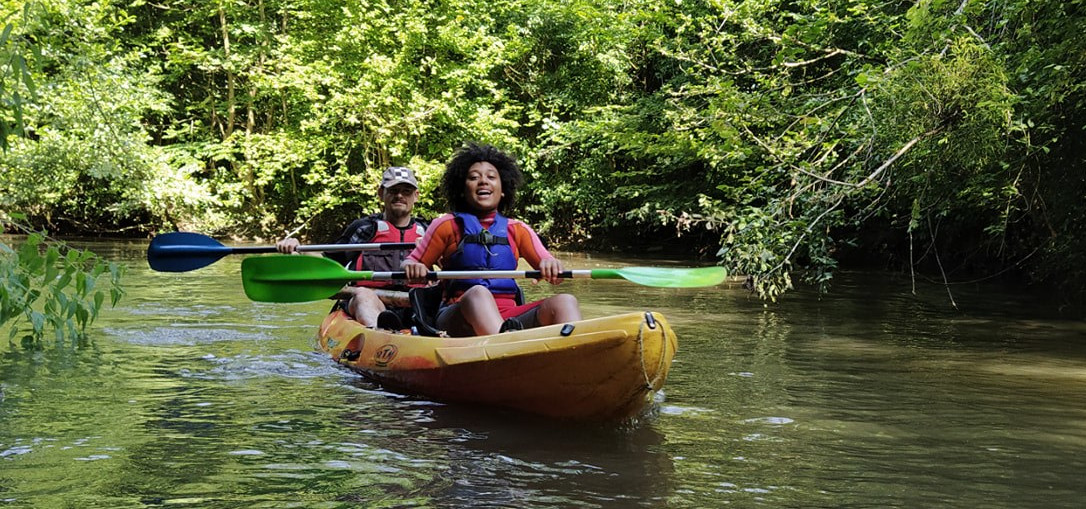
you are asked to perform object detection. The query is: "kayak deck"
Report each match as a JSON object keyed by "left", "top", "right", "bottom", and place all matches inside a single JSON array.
[{"left": 316, "top": 310, "right": 678, "bottom": 421}]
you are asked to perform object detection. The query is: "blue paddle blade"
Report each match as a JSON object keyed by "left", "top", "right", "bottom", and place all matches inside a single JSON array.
[{"left": 147, "top": 232, "right": 233, "bottom": 272}]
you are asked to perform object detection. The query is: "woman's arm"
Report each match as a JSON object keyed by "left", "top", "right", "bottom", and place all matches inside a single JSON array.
[
  {"left": 405, "top": 213, "right": 458, "bottom": 268},
  {"left": 509, "top": 220, "right": 564, "bottom": 284}
]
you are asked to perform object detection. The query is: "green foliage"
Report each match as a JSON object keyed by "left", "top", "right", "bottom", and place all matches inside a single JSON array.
[
  {"left": 0, "top": 224, "right": 125, "bottom": 347},
  {"left": 531, "top": 0, "right": 884, "bottom": 294},
  {"left": 1, "top": 0, "right": 1084, "bottom": 306},
  {"left": 0, "top": 0, "right": 221, "bottom": 233},
  {"left": 530, "top": 0, "right": 1083, "bottom": 303},
  {"left": 121, "top": 0, "right": 541, "bottom": 237},
  {"left": 0, "top": 2, "right": 41, "bottom": 150}
]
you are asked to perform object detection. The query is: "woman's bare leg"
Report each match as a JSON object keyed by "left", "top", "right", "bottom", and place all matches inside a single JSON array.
[
  {"left": 536, "top": 293, "right": 581, "bottom": 326},
  {"left": 436, "top": 286, "right": 504, "bottom": 336}
]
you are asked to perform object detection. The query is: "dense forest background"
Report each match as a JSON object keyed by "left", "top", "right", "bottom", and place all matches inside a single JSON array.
[{"left": 2, "top": 0, "right": 1084, "bottom": 305}]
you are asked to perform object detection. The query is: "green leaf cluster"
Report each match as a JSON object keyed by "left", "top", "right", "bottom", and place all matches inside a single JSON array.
[
  {"left": 0, "top": 223, "right": 125, "bottom": 347},
  {"left": 0, "top": 2, "right": 40, "bottom": 149}
]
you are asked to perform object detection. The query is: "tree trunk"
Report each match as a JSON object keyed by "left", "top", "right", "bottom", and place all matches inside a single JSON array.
[{"left": 220, "top": 6, "right": 235, "bottom": 139}]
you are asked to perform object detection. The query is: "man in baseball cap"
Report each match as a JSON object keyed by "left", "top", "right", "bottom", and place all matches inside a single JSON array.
[{"left": 276, "top": 166, "right": 429, "bottom": 330}]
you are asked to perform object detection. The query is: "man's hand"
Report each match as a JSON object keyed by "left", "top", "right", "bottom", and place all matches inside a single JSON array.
[
  {"left": 402, "top": 260, "right": 429, "bottom": 281},
  {"left": 276, "top": 238, "right": 300, "bottom": 254}
]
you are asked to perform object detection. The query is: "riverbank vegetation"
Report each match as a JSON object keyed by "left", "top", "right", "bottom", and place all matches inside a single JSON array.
[
  {"left": 0, "top": 220, "right": 124, "bottom": 345},
  {"left": 2, "top": 0, "right": 1083, "bottom": 308}
]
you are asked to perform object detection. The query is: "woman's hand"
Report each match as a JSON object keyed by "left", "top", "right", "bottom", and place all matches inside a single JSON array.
[
  {"left": 537, "top": 257, "right": 565, "bottom": 285},
  {"left": 276, "top": 237, "right": 300, "bottom": 254},
  {"left": 402, "top": 260, "right": 430, "bottom": 282}
]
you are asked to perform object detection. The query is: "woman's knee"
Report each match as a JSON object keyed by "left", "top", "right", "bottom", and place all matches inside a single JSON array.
[
  {"left": 460, "top": 286, "right": 497, "bottom": 306},
  {"left": 543, "top": 293, "right": 581, "bottom": 322},
  {"left": 551, "top": 293, "right": 578, "bottom": 307}
]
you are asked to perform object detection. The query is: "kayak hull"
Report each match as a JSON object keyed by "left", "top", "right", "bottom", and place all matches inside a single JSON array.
[{"left": 316, "top": 310, "right": 678, "bottom": 421}]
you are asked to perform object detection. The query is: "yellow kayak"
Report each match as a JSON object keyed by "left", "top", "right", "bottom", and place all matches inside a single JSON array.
[{"left": 316, "top": 309, "right": 678, "bottom": 421}]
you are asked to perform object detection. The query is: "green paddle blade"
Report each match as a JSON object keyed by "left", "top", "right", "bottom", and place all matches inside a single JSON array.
[
  {"left": 593, "top": 266, "right": 727, "bottom": 288},
  {"left": 242, "top": 255, "right": 363, "bottom": 302}
]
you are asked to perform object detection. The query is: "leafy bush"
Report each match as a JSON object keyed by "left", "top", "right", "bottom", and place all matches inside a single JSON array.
[{"left": 0, "top": 224, "right": 124, "bottom": 347}]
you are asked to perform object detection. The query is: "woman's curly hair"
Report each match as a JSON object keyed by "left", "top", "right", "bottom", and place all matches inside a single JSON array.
[{"left": 441, "top": 143, "right": 523, "bottom": 215}]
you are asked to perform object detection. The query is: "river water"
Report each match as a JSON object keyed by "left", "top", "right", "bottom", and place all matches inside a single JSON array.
[{"left": 1, "top": 238, "right": 1084, "bottom": 507}]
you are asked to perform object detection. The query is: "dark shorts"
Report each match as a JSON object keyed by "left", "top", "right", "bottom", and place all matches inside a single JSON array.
[{"left": 382, "top": 305, "right": 415, "bottom": 325}]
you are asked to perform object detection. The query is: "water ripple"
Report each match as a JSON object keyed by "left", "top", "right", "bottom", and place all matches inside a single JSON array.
[
  {"left": 181, "top": 351, "right": 348, "bottom": 380},
  {"left": 105, "top": 326, "right": 272, "bottom": 346}
]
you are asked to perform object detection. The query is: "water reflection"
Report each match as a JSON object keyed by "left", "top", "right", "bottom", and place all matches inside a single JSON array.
[{"left": 317, "top": 389, "right": 675, "bottom": 508}]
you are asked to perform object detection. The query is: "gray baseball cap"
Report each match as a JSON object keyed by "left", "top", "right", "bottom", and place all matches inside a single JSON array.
[{"left": 381, "top": 167, "right": 418, "bottom": 188}]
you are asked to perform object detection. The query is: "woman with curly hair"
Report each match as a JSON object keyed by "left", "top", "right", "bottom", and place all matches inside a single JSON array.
[{"left": 402, "top": 143, "right": 581, "bottom": 337}]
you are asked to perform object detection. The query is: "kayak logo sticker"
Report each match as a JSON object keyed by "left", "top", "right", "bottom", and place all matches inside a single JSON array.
[{"left": 374, "top": 344, "right": 398, "bottom": 367}]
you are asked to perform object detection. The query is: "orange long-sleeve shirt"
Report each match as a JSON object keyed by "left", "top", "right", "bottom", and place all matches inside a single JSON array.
[{"left": 405, "top": 212, "right": 554, "bottom": 270}]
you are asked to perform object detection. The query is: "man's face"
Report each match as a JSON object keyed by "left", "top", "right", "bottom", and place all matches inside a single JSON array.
[{"left": 379, "top": 184, "right": 419, "bottom": 216}]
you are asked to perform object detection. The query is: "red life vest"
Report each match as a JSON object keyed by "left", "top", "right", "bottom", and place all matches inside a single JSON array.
[{"left": 352, "top": 219, "right": 426, "bottom": 289}]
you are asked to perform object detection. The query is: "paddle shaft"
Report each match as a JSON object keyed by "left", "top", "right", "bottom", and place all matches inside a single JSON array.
[
  {"left": 358, "top": 270, "right": 598, "bottom": 281},
  {"left": 241, "top": 255, "right": 728, "bottom": 302},
  {"left": 148, "top": 232, "right": 420, "bottom": 272},
  {"left": 152, "top": 243, "right": 416, "bottom": 256}
]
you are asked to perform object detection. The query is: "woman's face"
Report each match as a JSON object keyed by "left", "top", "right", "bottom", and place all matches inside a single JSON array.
[{"left": 464, "top": 161, "right": 502, "bottom": 213}]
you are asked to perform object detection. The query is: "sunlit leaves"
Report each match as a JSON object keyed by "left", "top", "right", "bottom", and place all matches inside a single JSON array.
[
  {"left": 0, "top": 0, "right": 210, "bottom": 234},
  {"left": 1, "top": 3, "right": 41, "bottom": 151}
]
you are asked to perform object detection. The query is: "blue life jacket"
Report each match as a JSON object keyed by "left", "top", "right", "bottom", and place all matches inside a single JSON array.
[{"left": 445, "top": 212, "right": 521, "bottom": 297}]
